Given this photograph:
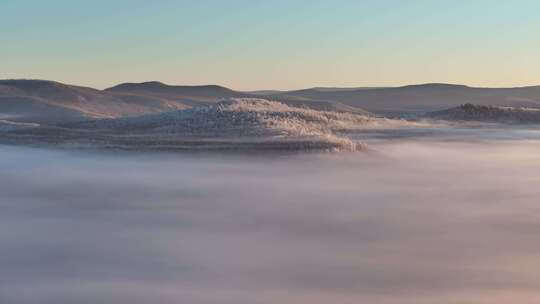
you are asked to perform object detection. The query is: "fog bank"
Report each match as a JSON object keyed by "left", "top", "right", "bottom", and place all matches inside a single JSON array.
[{"left": 2, "top": 135, "right": 540, "bottom": 303}]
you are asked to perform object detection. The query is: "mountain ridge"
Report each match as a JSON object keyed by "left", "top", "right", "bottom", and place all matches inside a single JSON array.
[
  {"left": 0, "top": 79, "right": 373, "bottom": 123},
  {"left": 3, "top": 79, "right": 540, "bottom": 124}
]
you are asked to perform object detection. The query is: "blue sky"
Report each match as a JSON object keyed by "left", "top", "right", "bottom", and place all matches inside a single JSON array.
[{"left": 2, "top": 0, "right": 539, "bottom": 89}]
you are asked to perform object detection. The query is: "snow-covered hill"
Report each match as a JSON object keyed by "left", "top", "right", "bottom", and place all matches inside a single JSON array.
[
  {"left": 66, "top": 98, "right": 386, "bottom": 135},
  {"left": 426, "top": 103, "right": 540, "bottom": 124},
  {"left": 2, "top": 98, "right": 407, "bottom": 152}
]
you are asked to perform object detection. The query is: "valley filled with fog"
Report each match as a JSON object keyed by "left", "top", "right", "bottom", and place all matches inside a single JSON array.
[{"left": 3, "top": 128, "right": 540, "bottom": 304}]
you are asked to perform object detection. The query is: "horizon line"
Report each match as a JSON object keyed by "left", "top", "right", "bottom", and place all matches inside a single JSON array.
[{"left": 3, "top": 78, "right": 540, "bottom": 92}]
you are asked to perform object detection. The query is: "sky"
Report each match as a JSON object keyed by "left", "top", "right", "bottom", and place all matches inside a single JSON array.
[{"left": 1, "top": 0, "right": 539, "bottom": 90}]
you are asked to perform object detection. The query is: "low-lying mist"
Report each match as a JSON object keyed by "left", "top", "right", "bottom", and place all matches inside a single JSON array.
[{"left": 2, "top": 130, "right": 540, "bottom": 303}]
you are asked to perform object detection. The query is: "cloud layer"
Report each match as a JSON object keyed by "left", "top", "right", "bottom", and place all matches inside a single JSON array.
[{"left": 2, "top": 136, "right": 540, "bottom": 303}]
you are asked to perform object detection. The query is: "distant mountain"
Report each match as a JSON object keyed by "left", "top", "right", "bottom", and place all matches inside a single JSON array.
[
  {"left": 0, "top": 80, "right": 192, "bottom": 123},
  {"left": 301, "top": 86, "right": 388, "bottom": 92},
  {"left": 108, "top": 81, "right": 236, "bottom": 95},
  {"left": 3, "top": 79, "right": 540, "bottom": 125},
  {"left": 0, "top": 80, "right": 372, "bottom": 124},
  {"left": 106, "top": 81, "right": 248, "bottom": 107},
  {"left": 246, "top": 87, "right": 384, "bottom": 95},
  {"left": 107, "top": 82, "right": 368, "bottom": 114},
  {"left": 269, "top": 83, "right": 540, "bottom": 116}
]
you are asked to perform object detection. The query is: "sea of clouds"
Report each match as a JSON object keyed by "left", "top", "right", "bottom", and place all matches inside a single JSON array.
[{"left": 2, "top": 130, "right": 540, "bottom": 303}]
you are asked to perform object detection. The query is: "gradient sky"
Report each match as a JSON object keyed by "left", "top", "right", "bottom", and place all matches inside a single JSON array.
[{"left": 2, "top": 0, "right": 539, "bottom": 90}]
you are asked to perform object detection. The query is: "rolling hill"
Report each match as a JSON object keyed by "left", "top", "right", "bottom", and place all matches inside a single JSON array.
[
  {"left": 0, "top": 80, "right": 191, "bottom": 124},
  {"left": 106, "top": 81, "right": 371, "bottom": 115},
  {"left": 426, "top": 103, "right": 540, "bottom": 124},
  {"left": 3, "top": 80, "right": 540, "bottom": 125},
  {"left": 0, "top": 80, "right": 373, "bottom": 124},
  {"left": 268, "top": 83, "right": 540, "bottom": 116},
  {"left": 2, "top": 98, "right": 386, "bottom": 152}
]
